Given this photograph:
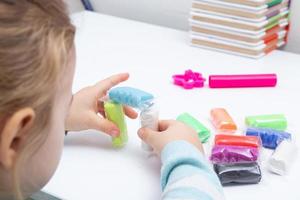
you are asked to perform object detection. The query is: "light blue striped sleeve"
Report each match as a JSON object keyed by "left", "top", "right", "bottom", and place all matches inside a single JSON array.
[{"left": 160, "top": 141, "right": 225, "bottom": 200}]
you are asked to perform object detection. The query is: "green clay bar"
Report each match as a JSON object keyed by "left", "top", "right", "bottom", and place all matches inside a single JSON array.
[
  {"left": 104, "top": 101, "right": 128, "bottom": 148},
  {"left": 177, "top": 112, "right": 211, "bottom": 143},
  {"left": 245, "top": 114, "right": 287, "bottom": 131}
]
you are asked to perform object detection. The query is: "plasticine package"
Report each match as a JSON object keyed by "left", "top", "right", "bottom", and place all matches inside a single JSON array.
[
  {"left": 214, "top": 162, "right": 262, "bottom": 185},
  {"left": 246, "top": 127, "right": 291, "bottom": 149},
  {"left": 177, "top": 112, "right": 211, "bottom": 143},
  {"left": 104, "top": 101, "right": 128, "bottom": 148},
  {"left": 210, "top": 145, "right": 259, "bottom": 164},
  {"left": 214, "top": 134, "right": 261, "bottom": 148},
  {"left": 245, "top": 114, "right": 287, "bottom": 130},
  {"left": 211, "top": 108, "right": 237, "bottom": 133},
  {"left": 268, "top": 140, "right": 297, "bottom": 175},
  {"left": 140, "top": 104, "right": 159, "bottom": 151}
]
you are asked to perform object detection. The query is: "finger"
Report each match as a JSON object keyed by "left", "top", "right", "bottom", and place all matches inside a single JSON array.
[
  {"left": 137, "top": 127, "right": 158, "bottom": 145},
  {"left": 124, "top": 106, "right": 138, "bottom": 119},
  {"left": 158, "top": 120, "right": 177, "bottom": 131},
  {"left": 94, "top": 73, "right": 129, "bottom": 98},
  {"left": 88, "top": 113, "right": 120, "bottom": 137},
  {"left": 98, "top": 102, "right": 137, "bottom": 119}
]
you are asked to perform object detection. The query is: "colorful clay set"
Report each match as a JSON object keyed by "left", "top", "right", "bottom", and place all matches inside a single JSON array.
[
  {"left": 210, "top": 108, "right": 297, "bottom": 185},
  {"left": 179, "top": 109, "right": 296, "bottom": 185},
  {"left": 104, "top": 85, "right": 297, "bottom": 185},
  {"left": 210, "top": 108, "right": 263, "bottom": 185},
  {"left": 189, "top": 0, "right": 292, "bottom": 58}
]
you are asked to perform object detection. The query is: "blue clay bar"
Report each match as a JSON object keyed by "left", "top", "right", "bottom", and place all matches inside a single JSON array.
[
  {"left": 246, "top": 127, "right": 291, "bottom": 149},
  {"left": 109, "top": 87, "right": 154, "bottom": 110}
]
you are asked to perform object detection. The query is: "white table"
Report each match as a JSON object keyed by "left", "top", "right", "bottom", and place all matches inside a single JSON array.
[{"left": 44, "top": 11, "right": 300, "bottom": 200}]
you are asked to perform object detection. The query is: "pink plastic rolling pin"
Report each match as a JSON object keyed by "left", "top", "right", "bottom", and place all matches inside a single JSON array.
[{"left": 209, "top": 74, "right": 277, "bottom": 88}]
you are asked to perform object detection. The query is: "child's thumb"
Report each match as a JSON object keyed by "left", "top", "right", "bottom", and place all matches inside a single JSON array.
[
  {"left": 138, "top": 127, "right": 157, "bottom": 145},
  {"left": 89, "top": 114, "right": 120, "bottom": 137}
]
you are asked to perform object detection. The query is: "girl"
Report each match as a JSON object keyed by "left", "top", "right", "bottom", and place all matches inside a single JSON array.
[{"left": 0, "top": 0, "right": 224, "bottom": 199}]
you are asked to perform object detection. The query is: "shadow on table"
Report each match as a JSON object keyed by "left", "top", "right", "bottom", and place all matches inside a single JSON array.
[
  {"left": 64, "top": 130, "right": 114, "bottom": 150},
  {"left": 63, "top": 130, "right": 161, "bottom": 172},
  {"left": 62, "top": 130, "right": 162, "bottom": 199}
]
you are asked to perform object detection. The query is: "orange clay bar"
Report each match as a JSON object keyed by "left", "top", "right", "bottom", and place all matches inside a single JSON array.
[
  {"left": 210, "top": 108, "right": 237, "bottom": 132},
  {"left": 215, "top": 134, "right": 261, "bottom": 148}
]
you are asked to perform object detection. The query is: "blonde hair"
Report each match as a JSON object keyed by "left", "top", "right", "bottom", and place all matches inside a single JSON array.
[{"left": 0, "top": 0, "right": 75, "bottom": 199}]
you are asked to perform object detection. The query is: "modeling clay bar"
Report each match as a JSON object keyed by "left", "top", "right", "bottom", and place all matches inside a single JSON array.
[
  {"left": 246, "top": 127, "right": 291, "bottom": 149},
  {"left": 245, "top": 114, "right": 287, "bottom": 130},
  {"left": 109, "top": 87, "right": 154, "bottom": 110},
  {"left": 177, "top": 113, "right": 211, "bottom": 143},
  {"left": 215, "top": 134, "right": 261, "bottom": 148},
  {"left": 210, "top": 145, "right": 259, "bottom": 164},
  {"left": 210, "top": 108, "right": 237, "bottom": 132},
  {"left": 209, "top": 74, "right": 277, "bottom": 88},
  {"left": 214, "top": 162, "right": 262, "bottom": 185},
  {"left": 140, "top": 104, "right": 159, "bottom": 151},
  {"left": 268, "top": 140, "right": 298, "bottom": 175},
  {"left": 104, "top": 101, "right": 128, "bottom": 148}
]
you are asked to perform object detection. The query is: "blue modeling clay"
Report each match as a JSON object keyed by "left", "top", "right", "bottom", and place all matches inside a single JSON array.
[
  {"left": 246, "top": 127, "right": 291, "bottom": 149},
  {"left": 109, "top": 87, "right": 154, "bottom": 110}
]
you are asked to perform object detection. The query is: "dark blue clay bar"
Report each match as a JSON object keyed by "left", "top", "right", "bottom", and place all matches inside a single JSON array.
[
  {"left": 246, "top": 127, "right": 291, "bottom": 149},
  {"left": 214, "top": 162, "right": 261, "bottom": 185}
]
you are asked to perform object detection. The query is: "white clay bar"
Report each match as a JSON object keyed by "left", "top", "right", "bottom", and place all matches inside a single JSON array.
[
  {"left": 268, "top": 140, "right": 298, "bottom": 175},
  {"left": 140, "top": 104, "right": 159, "bottom": 151}
]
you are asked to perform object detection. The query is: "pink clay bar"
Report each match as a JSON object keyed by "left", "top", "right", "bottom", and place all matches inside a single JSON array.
[{"left": 209, "top": 74, "right": 277, "bottom": 88}]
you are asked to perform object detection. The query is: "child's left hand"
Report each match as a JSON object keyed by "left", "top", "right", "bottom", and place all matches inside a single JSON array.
[{"left": 65, "top": 73, "right": 138, "bottom": 137}]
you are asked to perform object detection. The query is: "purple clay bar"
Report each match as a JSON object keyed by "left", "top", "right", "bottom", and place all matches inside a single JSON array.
[{"left": 210, "top": 145, "right": 259, "bottom": 164}]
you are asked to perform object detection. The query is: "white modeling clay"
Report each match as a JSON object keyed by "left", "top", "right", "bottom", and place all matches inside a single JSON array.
[
  {"left": 140, "top": 104, "right": 159, "bottom": 151},
  {"left": 268, "top": 140, "right": 298, "bottom": 175}
]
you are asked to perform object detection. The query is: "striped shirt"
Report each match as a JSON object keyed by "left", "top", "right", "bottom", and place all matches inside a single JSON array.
[{"left": 161, "top": 141, "right": 225, "bottom": 200}]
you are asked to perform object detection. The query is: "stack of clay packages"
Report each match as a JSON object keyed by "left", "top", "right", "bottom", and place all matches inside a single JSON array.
[
  {"left": 210, "top": 109, "right": 296, "bottom": 185},
  {"left": 245, "top": 114, "right": 295, "bottom": 175},
  {"left": 210, "top": 108, "right": 262, "bottom": 185},
  {"left": 189, "top": 0, "right": 291, "bottom": 58}
]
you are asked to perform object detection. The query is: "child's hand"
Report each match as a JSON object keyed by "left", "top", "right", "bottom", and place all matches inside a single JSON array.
[
  {"left": 138, "top": 120, "right": 204, "bottom": 154},
  {"left": 65, "top": 73, "right": 138, "bottom": 137}
]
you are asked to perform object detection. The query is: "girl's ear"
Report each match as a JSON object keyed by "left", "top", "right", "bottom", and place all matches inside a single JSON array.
[{"left": 0, "top": 108, "right": 35, "bottom": 170}]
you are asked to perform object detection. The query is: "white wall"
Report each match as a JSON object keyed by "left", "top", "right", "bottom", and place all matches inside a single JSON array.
[
  {"left": 65, "top": 0, "right": 299, "bottom": 54},
  {"left": 90, "top": 0, "right": 299, "bottom": 54},
  {"left": 284, "top": 0, "right": 300, "bottom": 54},
  {"left": 64, "top": 0, "right": 84, "bottom": 13},
  {"left": 90, "top": 0, "right": 192, "bottom": 30}
]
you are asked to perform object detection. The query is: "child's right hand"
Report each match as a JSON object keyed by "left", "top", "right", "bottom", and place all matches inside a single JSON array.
[{"left": 138, "top": 120, "right": 204, "bottom": 155}]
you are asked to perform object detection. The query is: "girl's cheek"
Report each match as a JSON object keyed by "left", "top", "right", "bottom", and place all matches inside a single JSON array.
[{"left": 22, "top": 95, "right": 67, "bottom": 194}]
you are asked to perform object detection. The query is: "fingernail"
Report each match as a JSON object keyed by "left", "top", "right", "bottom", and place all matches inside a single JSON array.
[{"left": 111, "top": 129, "right": 119, "bottom": 137}]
